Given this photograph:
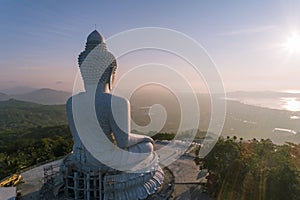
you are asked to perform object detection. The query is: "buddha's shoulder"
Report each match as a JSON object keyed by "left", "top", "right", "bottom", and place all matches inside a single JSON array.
[
  {"left": 110, "top": 95, "right": 130, "bottom": 107},
  {"left": 66, "top": 92, "right": 85, "bottom": 103}
]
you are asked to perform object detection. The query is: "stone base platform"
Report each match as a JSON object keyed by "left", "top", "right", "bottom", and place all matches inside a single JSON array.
[{"left": 39, "top": 167, "right": 174, "bottom": 200}]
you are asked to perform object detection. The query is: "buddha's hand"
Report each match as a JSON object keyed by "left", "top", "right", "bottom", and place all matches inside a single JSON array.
[{"left": 128, "top": 133, "right": 154, "bottom": 147}]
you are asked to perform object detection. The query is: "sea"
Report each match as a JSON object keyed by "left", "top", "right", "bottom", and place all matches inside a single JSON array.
[
  {"left": 236, "top": 97, "right": 300, "bottom": 112},
  {"left": 227, "top": 94, "right": 300, "bottom": 138}
]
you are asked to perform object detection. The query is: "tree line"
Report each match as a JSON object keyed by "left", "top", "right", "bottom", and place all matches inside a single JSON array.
[{"left": 200, "top": 137, "right": 300, "bottom": 200}]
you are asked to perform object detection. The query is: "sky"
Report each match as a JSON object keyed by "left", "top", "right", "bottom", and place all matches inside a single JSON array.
[{"left": 0, "top": 0, "right": 300, "bottom": 93}]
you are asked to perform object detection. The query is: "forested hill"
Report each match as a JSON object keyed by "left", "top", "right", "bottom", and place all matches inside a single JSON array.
[
  {"left": 0, "top": 100, "right": 71, "bottom": 179},
  {"left": 0, "top": 125, "right": 73, "bottom": 179},
  {"left": 0, "top": 99, "right": 67, "bottom": 131}
]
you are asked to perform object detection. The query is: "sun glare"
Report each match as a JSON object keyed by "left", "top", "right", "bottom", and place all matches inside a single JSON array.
[
  {"left": 281, "top": 98, "right": 300, "bottom": 112},
  {"left": 283, "top": 33, "right": 300, "bottom": 53}
]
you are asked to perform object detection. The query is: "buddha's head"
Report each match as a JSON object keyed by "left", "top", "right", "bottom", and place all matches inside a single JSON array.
[{"left": 78, "top": 30, "right": 117, "bottom": 92}]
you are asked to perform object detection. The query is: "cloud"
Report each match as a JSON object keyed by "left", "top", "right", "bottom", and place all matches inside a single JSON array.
[{"left": 221, "top": 25, "right": 276, "bottom": 36}]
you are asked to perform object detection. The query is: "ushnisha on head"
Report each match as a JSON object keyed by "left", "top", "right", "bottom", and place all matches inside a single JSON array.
[{"left": 78, "top": 30, "right": 117, "bottom": 91}]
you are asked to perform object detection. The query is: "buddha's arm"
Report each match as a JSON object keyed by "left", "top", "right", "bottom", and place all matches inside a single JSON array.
[
  {"left": 109, "top": 97, "right": 130, "bottom": 148},
  {"left": 109, "top": 96, "right": 153, "bottom": 149}
]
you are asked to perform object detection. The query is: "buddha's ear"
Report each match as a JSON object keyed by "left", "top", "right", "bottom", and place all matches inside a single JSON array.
[
  {"left": 108, "top": 61, "right": 117, "bottom": 90},
  {"left": 108, "top": 67, "right": 114, "bottom": 90}
]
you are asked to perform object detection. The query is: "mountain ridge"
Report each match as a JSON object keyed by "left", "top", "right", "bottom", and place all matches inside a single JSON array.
[
  {"left": 0, "top": 99, "right": 67, "bottom": 131},
  {"left": 0, "top": 86, "right": 37, "bottom": 95},
  {"left": 0, "top": 92, "right": 10, "bottom": 101},
  {"left": 0, "top": 88, "right": 71, "bottom": 105}
]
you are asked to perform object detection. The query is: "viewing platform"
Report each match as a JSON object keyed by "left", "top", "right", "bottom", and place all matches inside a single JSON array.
[{"left": 9, "top": 141, "right": 211, "bottom": 200}]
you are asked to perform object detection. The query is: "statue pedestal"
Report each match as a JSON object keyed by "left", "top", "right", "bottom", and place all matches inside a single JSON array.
[
  {"left": 55, "top": 154, "right": 164, "bottom": 200},
  {"left": 41, "top": 160, "right": 174, "bottom": 200},
  {"left": 103, "top": 168, "right": 164, "bottom": 199}
]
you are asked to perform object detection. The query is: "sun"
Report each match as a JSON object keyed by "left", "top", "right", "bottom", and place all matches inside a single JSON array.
[{"left": 283, "top": 33, "right": 300, "bottom": 53}]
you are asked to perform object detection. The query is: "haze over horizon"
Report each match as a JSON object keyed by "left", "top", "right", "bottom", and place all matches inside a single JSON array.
[{"left": 1, "top": 1, "right": 300, "bottom": 93}]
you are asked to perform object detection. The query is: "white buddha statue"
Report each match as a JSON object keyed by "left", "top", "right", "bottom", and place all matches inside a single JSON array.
[
  {"left": 56, "top": 30, "right": 164, "bottom": 200},
  {"left": 69, "top": 30, "right": 157, "bottom": 168}
]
